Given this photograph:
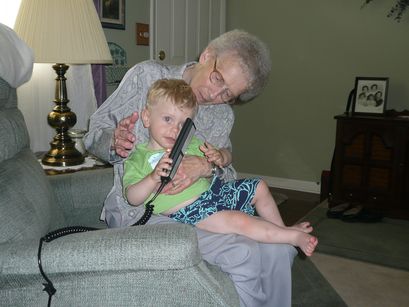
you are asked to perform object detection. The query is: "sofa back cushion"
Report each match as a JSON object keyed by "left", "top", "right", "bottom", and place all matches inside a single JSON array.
[
  {"left": 0, "top": 79, "right": 28, "bottom": 162},
  {"left": 0, "top": 78, "right": 65, "bottom": 243},
  {"left": 0, "top": 149, "right": 60, "bottom": 242}
]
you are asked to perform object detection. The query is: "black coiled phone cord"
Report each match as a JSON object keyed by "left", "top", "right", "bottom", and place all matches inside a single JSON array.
[
  {"left": 38, "top": 226, "right": 98, "bottom": 307},
  {"left": 132, "top": 180, "right": 166, "bottom": 226}
]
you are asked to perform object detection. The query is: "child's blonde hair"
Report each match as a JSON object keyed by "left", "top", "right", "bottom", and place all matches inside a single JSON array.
[{"left": 146, "top": 79, "right": 198, "bottom": 115}]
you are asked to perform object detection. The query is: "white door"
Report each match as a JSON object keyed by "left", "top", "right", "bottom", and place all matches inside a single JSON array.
[{"left": 150, "top": 0, "right": 226, "bottom": 65}]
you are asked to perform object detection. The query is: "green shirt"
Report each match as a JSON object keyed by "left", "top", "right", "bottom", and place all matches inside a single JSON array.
[{"left": 123, "top": 136, "right": 210, "bottom": 214}]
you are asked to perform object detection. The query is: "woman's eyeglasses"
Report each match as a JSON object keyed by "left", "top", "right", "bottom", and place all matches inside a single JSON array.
[{"left": 209, "top": 58, "right": 235, "bottom": 104}]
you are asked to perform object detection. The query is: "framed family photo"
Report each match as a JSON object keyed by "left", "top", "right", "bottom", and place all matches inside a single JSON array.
[
  {"left": 99, "top": 0, "right": 125, "bottom": 30},
  {"left": 352, "top": 77, "right": 389, "bottom": 115}
]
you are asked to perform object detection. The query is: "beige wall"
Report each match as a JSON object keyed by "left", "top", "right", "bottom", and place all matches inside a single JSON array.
[
  {"left": 227, "top": 0, "right": 409, "bottom": 183},
  {"left": 105, "top": 0, "right": 409, "bottom": 186}
]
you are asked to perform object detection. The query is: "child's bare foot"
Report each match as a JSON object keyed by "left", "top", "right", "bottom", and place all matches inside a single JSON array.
[
  {"left": 290, "top": 221, "right": 313, "bottom": 233},
  {"left": 295, "top": 233, "right": 318, "bottom": 256}
]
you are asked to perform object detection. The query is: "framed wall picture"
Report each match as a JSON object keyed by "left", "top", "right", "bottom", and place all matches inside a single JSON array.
[
  {"left": 99, "top": 0, "right": 125, "bottom": 30},
  {"left": 352, "top": 77, "right": 389, "bottom": 115}
]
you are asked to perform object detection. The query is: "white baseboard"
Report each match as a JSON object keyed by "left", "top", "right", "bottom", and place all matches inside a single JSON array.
[{"left": 237, "top": 172, "right": 320, "bottom": 194}]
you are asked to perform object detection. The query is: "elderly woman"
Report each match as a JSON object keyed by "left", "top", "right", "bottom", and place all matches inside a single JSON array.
[{"left": 84, "top": 29, "right": 297, "bottom": 307}]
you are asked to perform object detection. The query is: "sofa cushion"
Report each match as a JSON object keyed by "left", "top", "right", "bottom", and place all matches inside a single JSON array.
[
  {"left": 0, "top": 148, "right": 65, "bottom": 243},
  {"left": 0, "top": 78, "right": 17, "bottom": 109},
  {"left": 0, "top": 79, "right": 29, "bottom": 163}
]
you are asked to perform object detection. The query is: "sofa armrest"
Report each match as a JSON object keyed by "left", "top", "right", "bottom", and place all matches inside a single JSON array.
[
  {"left": 0, "top": 224, "right": 200, "bottom": 275},
  {"left": 47, "top": 168, "right": 113, "bottom": 226},
  {"left": 1, "top": 223, "right": 240, "bottom": 307}
]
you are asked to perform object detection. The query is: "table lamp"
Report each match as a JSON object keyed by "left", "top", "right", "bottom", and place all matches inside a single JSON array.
[{"left": 14, "top": 0, "right": 112, "bottom": 166}]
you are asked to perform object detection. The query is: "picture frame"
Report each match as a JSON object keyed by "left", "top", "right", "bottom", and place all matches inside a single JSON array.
[
  {"left": 352, "top": 77, "right": 389, "bottom": 115},
  {"left": 99, "top": 0, "right": 125, "bottom": 30}
]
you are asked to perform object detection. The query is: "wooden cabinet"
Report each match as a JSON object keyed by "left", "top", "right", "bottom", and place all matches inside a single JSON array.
[{"left": 331, "top": 114, "right": 409, "bottom": 219}]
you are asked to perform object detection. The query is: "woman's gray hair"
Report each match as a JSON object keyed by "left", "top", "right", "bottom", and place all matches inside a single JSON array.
[{"left": 207, "top": 29, "right": 271, "bottom": 102}]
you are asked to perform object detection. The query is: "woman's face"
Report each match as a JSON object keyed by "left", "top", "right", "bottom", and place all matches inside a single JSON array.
[{"left": 188, "top": 52, "right": 249, "bottom": 105}]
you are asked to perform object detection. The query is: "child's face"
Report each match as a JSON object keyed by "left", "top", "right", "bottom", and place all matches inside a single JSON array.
[{"left": 142, "top": 98, "right": 194, "bottom": 150}]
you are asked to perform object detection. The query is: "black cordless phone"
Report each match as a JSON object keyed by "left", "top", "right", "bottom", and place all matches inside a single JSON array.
[{"left": 161, "top": 118, "right": 196, "bottom": 184}]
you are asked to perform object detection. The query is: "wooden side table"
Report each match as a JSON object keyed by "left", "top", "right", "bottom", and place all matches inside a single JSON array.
[
  {"left": 36, "top": 152, "right": 112, "bottom": 176},
  {"left": 331, "top": 113, "right": 409, "bottom": 219}
]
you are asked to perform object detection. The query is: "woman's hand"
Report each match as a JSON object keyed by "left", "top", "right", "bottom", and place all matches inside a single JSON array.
[
  {"left": 112, "top": 112, "right": 138, "bottom": 158},
  {"left": 162, "top": 155, "right": 211, "bottom": 195}
]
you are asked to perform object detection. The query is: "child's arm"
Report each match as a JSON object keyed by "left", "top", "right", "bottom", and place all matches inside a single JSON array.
[
  {"left": 199, "top": 141, "right": 232, "bottom": 168},
  {"left": 126, "top": 150, "right": 172, "bottom": 206}
]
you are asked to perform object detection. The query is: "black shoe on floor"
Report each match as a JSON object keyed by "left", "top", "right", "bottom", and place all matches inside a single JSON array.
[
  {"left": 342, "top": 205, "right": 383, "bottom": 223},
  {"left": 327, "top": 202, "right": 351, "bottom": 219}
]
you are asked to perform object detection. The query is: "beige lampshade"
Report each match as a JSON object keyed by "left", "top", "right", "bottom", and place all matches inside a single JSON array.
[{"left": 14, "top": 0, "right": 112, "bottom": 64}]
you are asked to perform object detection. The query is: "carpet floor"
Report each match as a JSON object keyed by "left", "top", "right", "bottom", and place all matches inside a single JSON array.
[
  {"left": 275, "top": 191, "right": 409, "bottom": 306},
  {"left": 292, "top": 256, "right": 346, "bottom": 307},
  {"left": 300, "top": 201, "right": 409, "bottom": 271}
]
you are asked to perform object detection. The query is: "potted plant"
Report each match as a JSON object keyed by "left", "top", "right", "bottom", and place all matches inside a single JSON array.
[{"left": 362, "top": 0, "right": 409, "bottom": 21}]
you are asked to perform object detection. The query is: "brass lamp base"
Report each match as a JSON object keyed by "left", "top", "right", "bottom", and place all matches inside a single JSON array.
[
  {"left": 41, "top": 63, "right": 84, "bottom": 167},
  {"left": 41, "top": 141, "right": 84, "bottom": 167}
]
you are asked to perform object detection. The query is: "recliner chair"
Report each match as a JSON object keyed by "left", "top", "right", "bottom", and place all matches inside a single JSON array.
[{"left": 0, "top": 77, "right": 239, "bottom": 306}]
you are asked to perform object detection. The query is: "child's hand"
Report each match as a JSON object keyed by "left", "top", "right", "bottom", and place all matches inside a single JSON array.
[
  {"left": 200, "top": 142, "right": 225, "bottom": 167},
  {"left": 150, "top": 149, "right": 172, "bottom": 182}
]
